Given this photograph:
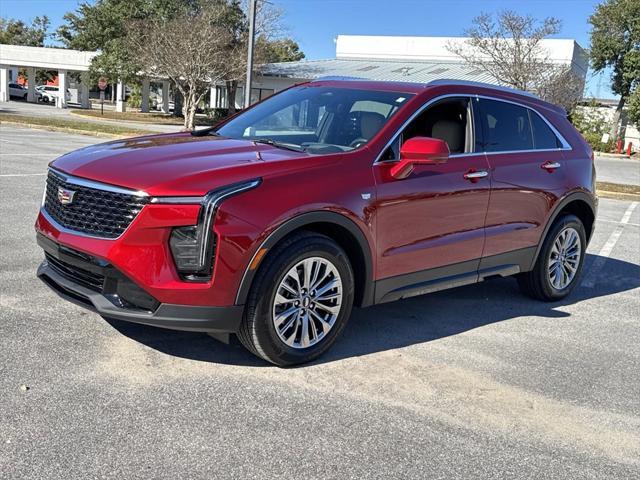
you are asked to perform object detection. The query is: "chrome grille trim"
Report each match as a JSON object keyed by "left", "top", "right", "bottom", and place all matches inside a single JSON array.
[{"left": 43, "top": 168, "right": 150, "bottom": 239}]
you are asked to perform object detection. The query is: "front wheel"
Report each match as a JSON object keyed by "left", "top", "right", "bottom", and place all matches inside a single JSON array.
[
  {"left": 238, "top": 232, "right": 354, "bottom": 366},
  {"left": 518, "top": 214, "right": 586, "bottom": 301}
]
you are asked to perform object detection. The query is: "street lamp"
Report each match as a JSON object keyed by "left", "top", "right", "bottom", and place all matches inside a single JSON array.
[{"left": 243, "top": 0, "right": 257, "bottom": 109}]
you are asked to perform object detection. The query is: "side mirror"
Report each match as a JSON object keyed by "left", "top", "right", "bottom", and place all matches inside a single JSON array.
[{"left": 390, "top": 137, "right": 449, "bottom": 179}]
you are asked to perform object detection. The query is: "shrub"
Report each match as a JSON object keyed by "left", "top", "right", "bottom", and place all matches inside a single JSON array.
[
  {"left": 206, "top": 108, "right": 231, "bottom": 124},
  {"left": 569, "top": 102, "right": 614, "bottom": 152}
]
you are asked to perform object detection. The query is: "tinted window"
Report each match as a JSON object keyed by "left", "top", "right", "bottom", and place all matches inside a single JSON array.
[
  {"left": 479, "top": 99, "right": 533, "bottom": 152},
  {"left": 530, "top": 110, "right": 561, "bottom": 149},
  {"left": 380, "top": 97, "right": 471, "bottom": 160},
  {"left": 403, "top": 98, "right": 470, "bottom": 154}
]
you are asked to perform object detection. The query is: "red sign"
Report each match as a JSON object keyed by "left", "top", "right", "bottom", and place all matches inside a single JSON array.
[{"left": 98, "top": 78, "right": 107, "bottom": 90}]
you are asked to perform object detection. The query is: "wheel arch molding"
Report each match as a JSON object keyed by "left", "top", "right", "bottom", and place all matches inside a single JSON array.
[
  {"left": 530, "top": 190, "right": 596, "bottom": 270},
  {"left": 235, "top": 211, "right": 375, "bottom": 308}
]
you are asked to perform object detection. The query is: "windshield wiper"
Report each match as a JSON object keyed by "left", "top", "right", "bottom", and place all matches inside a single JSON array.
[
  {"left": 191, "top": 126, "right": 220, "bottom": 137},
  {"left": 252, "top": 138, "right": 305, "bottom": 152}
]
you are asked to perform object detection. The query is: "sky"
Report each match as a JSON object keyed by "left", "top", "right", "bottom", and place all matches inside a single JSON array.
[{"left": 0, "top": 0, "right": 616, "bottom": 99}]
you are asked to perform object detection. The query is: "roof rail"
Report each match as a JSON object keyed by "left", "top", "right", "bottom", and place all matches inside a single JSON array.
[
  {"left": 426, "top": 79, "right": 539, "bottom": 99},
  {"left": 311, "top": 76, "right": 367, "bottom": 82}
]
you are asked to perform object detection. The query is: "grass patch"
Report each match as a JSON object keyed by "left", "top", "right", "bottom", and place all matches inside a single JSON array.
[
  {"left": 0, "top": 113, "right": 155, "bottom": 138},
  {"left": 71, "top": 109, "right": 212, "bottom": 126},
  {"left": 596, "top": 181, "right": 640, "bottom": 200},
  {"left": 596, "top": 181, "right": 640, "bottom": 195}
]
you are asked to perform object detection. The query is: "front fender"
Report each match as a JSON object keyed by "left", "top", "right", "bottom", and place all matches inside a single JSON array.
[{"left": 234, "top": 210, "right": 375, "bottom": 307}]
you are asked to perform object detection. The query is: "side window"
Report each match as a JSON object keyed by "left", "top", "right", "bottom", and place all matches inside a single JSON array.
[
  {"left": 529, "top": 110, "right": 561, "bottom": 149},
  {"left": 479, "top": 99, "right": 533, "bottom": 152},
  {"left": 380, "top": 97, "right": 472, "bottom": 160}
]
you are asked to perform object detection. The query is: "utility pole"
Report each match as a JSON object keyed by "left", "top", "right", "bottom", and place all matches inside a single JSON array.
[{"left": 244, "top": 0, "right": 257, "bottom": 109}]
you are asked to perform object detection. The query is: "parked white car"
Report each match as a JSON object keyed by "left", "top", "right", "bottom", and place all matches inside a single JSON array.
[{"left": 36, "top": 85, "right": 70, "bottom": 104}]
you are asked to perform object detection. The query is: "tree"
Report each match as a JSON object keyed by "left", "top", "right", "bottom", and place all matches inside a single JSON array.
[
  {"left": 57, "top": 0, "right": 188, "bottom": 83},
  {"left": 126, "top": 3, "right": 239, "bottom": 129},
  {"left": 628, "top": 88, "right": 640, "bottom": 127},
  {"left": 1, "top": 16, "right": 55, "bottom": 83},
  {"left": 258, "top": 38, "right": 305, "bottom": 63},
  {"left": 0, "top": 16, "right": 50, "bottom": 46},
  {"left": 213, "top": 0, "right": 297, "bottom": 115},
  {"left": 589, "top": 0, "right": 640, "bottom": 139},
  {"left": 447, "top": 10, "right": 584, "bottom": 111},
  {"left": 59, "top": 0, "right": 302, "bottom": 123}
]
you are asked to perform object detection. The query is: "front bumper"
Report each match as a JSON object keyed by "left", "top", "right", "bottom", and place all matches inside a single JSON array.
[{"left": 37, "top": 234, "right": 243, "bottom": 333}]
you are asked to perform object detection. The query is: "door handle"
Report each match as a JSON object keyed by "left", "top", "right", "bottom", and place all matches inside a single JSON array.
[
  {"left": 463, "top": 170, "right": 489, "bottom": 182},
  {"left": 541, "top": 161, "right": 561, "bottom": 172}
]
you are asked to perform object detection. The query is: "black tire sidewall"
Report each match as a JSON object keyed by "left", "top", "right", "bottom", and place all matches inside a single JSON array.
[
  {"left": 536, "top": 215, "right": 586, "bottom": 300},
  {"left": 248, "top": 235, "right": 354, "bottom": 366}
]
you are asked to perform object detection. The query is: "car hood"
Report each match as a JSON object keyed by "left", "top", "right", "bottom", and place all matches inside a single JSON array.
[{"left": 51, "top": 132, "right": 318, "bottom": 196}]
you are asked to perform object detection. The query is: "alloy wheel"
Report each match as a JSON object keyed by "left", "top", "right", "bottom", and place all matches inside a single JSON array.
[
  {"left": 547, "top": 226, "right": 582, "bottom": 290},
  {"left": 272, "top": 256, "right": 343, "bottom": 349}
]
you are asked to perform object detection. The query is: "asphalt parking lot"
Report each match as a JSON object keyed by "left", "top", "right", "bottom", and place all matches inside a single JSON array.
[{"left": 1, "top": 125, "right": 639, "bottom": 479}]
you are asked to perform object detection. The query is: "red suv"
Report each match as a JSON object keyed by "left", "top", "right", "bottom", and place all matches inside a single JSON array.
[{"left": 36, "top": 79, "right": 597, "bottom": 365}]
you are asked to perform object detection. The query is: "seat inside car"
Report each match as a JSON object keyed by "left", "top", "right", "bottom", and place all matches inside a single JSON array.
[
  {"left": 403, "top": 99, "right": 468, "bottom": 154},
  {"left": 431, "top": 119, "right": 465, "bottom": 153},
  {"left": 359, "top": 112, "right": 386, "bottom": 140},
  {"left": 344, "top": 111, "right": 387, "bottom": 147}
]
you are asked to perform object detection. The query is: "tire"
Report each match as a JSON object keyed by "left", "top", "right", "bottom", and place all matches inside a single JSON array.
[
  {"left": 518, "top": 214, "right": 586, "bottom": 301},
  {"left": 238, "top": 232, "right": 355, "bottom": 366}
]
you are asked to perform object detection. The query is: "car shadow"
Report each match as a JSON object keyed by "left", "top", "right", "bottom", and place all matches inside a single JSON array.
[{"left": 105, "top": 254, "right": 640, "bottom": 367}]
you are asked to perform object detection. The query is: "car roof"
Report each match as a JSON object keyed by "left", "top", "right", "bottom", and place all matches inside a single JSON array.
[{"left": 306, "top": 77, "right": 566, "bottom": 115}]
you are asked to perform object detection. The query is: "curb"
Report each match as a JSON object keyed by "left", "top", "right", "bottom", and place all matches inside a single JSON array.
[{"left": 596, "top": 152, "right": 639, "bottom": 161}]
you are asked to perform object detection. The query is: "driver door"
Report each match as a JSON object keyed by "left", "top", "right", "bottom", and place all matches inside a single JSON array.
[{"left": 373, "top": 96, "right": 491, "bottom": 286}]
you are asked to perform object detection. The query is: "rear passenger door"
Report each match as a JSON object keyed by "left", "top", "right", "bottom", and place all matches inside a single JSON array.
[{"left": 476, "top": 97, "right": 569, "bottom": 260}]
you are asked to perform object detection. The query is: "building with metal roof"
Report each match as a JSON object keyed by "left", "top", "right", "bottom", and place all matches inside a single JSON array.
[{"left": 212, "top": 35, "right": 588, "bottom": 110}]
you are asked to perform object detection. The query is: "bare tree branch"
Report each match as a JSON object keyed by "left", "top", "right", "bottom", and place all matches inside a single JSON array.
[
  {"left": 446, "top": 10, "right": 582, "bottom": 109},
  {"left": 126, "top": 6, "right": 242, "bottom": 129}
]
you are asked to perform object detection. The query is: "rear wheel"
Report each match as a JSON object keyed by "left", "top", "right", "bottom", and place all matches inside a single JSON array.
[
  {"left": 238, "top": 232, "right": 354, "bottom": 366},
  {"left": 518, "top": 214, "right": 586, "bottom": 301}
]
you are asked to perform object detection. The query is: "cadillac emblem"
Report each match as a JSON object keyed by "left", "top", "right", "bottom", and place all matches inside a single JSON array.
[{"left": 57, "top": 187, "right": 76, "bottom": 206}]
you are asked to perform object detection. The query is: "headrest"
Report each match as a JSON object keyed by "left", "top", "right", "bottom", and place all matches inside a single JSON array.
[
  {"left": 359, "top": 112, "right": 386, "bottom": 139},
  {"left": 432, "top": 119, "right": 464, "bottom": 153}
]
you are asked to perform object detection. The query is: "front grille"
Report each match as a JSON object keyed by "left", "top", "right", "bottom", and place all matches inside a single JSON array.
[
  {"left": 45, "top": 253, "right": 105, "bottom": 292},
  {"left": 44, "top": 170, "right": 148, "bottom": 238}
]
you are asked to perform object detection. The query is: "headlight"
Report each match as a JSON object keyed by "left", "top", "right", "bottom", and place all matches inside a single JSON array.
[
  {"left": 158, "top": 179, "right": 261, "bottom": 281},
  {"left": 169, "top": 225, "right": 206, "bottom": 273}
]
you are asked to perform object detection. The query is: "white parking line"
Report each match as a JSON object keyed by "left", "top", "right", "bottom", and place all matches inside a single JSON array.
[
  {"left": 581, "top": 201, "right": 639, "bottom": 288},
  {"left": 0, "top": 173, "right": 46, "bottom": 177},
  {"left": 598, "top": 218, "right": 640, "bottom": 228}
]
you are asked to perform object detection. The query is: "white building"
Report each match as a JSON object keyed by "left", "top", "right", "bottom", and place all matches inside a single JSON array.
[
  {"left": 212, "top": 34, "right": 589, "bottom": 110},
  {"left": 0, "top": 44, "right": 97, "bottom": 108},
  {"left": 0, "top": 43, "right": 171, "bottom": 112}
]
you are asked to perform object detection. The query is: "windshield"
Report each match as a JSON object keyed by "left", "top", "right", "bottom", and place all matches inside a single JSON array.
[{"left": 216, "top": 85, "right": 413, "bottom": 154}]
